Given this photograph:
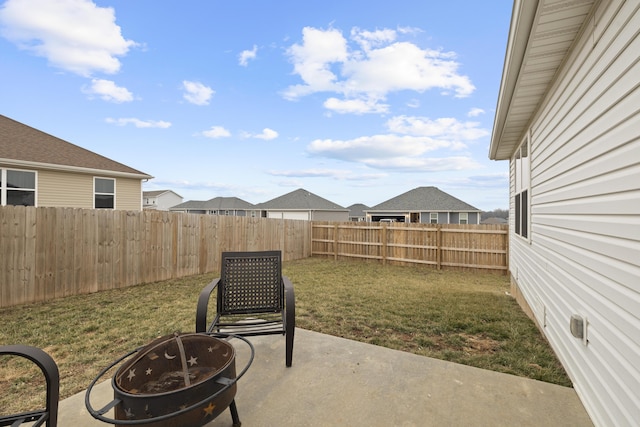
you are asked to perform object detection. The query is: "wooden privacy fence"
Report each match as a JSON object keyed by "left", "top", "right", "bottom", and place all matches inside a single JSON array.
[
  {"left": 0, "top": 206, "right": 311, "bottom": 308},
  {"left": 311, "top": 221, "right": 508, "bottom": 273}
]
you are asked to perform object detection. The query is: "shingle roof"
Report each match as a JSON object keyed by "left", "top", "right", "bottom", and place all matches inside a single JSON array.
[
  {"left": 254, "top": 188, "right": 346, "bottom": 210},
  {"left": 143, "top": 190, "right": 182, "bottom": 198},
  {"left": 0, "top": 115, "right": 151, "bottom": 178},
  {"left": 203, "top": 197, "right": 254, "bottom": 210},
  {"left": 170, "top": 200, "right": 207, "bottom": 210},
  {"left": 369, "top": 187, "right": 479, "bottom": 211},
  {"left": 170, "top": 196, "right": 254, "bottom": 210},
  {"left": 347, "top": 203, "right": 369, "bottom": 217}
]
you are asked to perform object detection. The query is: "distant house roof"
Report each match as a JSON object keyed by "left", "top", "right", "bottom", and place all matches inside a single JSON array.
[
  {"left": 0, "top": 114, "right": 152, "bottom": 178},
  {"left": 368, "top": 187, "right": 479, "bottom": 211},
  {"left": 170, "top": 200, "right": 207, "bottom": 210},
  {"left": 254, "top": 188, "right": 347, "bottom": 211},
  {"left": 144, "top": 190, "right": 182, "bottom": 198},
  {"left": 347, "top": 203, "right": 369, "bottom": 217},
  {"left": 171, "top": 196, "right": 254, "bottom": 211}
]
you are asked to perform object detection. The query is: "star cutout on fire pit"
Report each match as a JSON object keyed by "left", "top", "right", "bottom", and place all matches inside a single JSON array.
[
  {"left": 146, "top": 368, "right": 152, "bottom": 375},
  {"left": 203, "top": 402, "right": 216, "bottom": 417},
  {"left": 127, "top": 369, "right": 136, "bottom": 381},
  {"left": 188, "top": 356, "right": 198, "bottom": 366}
]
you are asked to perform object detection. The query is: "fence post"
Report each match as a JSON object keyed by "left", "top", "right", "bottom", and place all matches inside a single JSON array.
[
  {"left": 333, "top": 223, "right": 339, "bottom": 261},
  {"left": 436, "top": 225, "right": 442, "bottom": 270},
  {"left": 382, "top": 223, "right": 387, "bottom": 265}
]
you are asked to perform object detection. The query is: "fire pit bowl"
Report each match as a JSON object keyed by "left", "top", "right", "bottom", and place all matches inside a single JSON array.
[{"left": 85, "top": 332, "right": 254, "bottom": 427}]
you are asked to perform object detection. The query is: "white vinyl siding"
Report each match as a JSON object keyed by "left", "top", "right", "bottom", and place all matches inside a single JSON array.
[{"left": 509, "top": 1, "right": 640, "bottom": 426}]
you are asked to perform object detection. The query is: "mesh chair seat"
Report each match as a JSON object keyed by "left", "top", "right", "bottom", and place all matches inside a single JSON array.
[{"left": 196, "top": 251, "right": 295, "bottom": 367}]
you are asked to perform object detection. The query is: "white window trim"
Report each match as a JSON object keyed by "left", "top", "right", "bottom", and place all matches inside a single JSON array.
[
  {"left": 94, "top": 177, "right": 116, "bottom": 209},
  {"left": 459, "top": 212, "right": 468, "bottom": 224},
  {"left": 513, "top": 133, "right": 531, "bottom": 241},
  {"left": 430, "top": 212, "right": 438, "bottom": 224},
  {"left": 1, "top": 168, "right": 37, "bottom": 207}
]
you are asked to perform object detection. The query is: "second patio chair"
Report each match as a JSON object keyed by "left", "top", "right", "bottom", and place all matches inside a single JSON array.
[{"left": 196, "top": 250, "right": 295, "bottom": 367}]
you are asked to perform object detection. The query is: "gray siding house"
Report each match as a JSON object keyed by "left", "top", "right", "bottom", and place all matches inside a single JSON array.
[
  {"left": 253, "top": 188, "right": 349, "bottom": 221},
  {"left": 365, "top": 186, "right": 481, "bottom": 224},
  {"left": 347, "top": 203, "right": 369, "bottom": 222},
  {"left": 490, "top": 1, "right": 640, "bottom": 425},
  {"left": 170, "top": 196, "right": 254, "bottom": 216}
]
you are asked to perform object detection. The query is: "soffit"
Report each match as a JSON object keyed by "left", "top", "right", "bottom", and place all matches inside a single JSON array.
[{"left": 489, "top": 0, "right": 597, "bottom": 160}]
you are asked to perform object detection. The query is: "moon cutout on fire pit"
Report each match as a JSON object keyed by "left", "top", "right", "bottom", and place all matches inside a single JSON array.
[{"left": 164, "top": 351, "right": 176, "bottom": 360}]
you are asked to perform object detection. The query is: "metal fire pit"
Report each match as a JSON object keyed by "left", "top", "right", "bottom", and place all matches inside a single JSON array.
[{"left": 85, "top": 332, "right": 254, "bottom": 427}]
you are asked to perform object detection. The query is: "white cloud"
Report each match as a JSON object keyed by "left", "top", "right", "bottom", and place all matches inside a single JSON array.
[
  {"left": 268, "top": 168, "right": 388, "bottom": 181},
  {"left": 308, "top": 134, "right": 449, "bottom": 162},
  {"left": 468, "top": 107, "right": 485, "bottom": 117},
  {"left": 386, "top": 116, "right": 489, "bottom": 145},
  {"left": 83, "top": 78, "right": 133, "bottom": 102},
  {"left": 283, "top": 25, "right": 475, "bottom": 113},
  {"left": 182, "top": 80, "right": 214, "bottom": 105},
  {"left": 282, "top": 26, "right": 348, "bottom": 99},
  {"left": 202, "top": 126, "right": 231, "bottom": 138},
  {"left": 307, "top": 115, "right": 488, "bottom": 172},
  {"left": 350, "top": 27, "right": 396, "bottom": 51},
  {"left": 105, "top": 117, "right": 171, "bottom": 128},
  {"left": 238, "top": 45, "right": 257, "bottom": 66},
  {"left": 0, "top": 0, "right": 136, "bottom": 76},
  {"left": 254, "top": 128, "right": 278, "bottom": 140},
  {"left": 323, "top": 97, "right": 388, "bottom": 115}
]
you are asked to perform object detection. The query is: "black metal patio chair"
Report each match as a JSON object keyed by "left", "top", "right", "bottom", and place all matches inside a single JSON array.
[
  {"left": 196, "top": 250, "right": 295, "bottom": 367},
  {"left": 0, "top": 345, "right": 59, "bottom": 427}
]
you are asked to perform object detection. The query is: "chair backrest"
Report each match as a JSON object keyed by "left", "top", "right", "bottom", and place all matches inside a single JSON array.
[{"left": 217, "top": 251, "right": 284, "bottom": 315}]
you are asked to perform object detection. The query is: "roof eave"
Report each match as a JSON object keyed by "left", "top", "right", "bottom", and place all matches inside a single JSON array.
[
  {"left": 1, "top": 158, "right": 153, "bottom": 180},
  {"left": 489, "top": 0, "right": 539, "bottom": 161}
]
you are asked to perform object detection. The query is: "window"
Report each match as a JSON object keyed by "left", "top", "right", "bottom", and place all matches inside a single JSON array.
[
  {"left": 514, "top": 137, "right": 530, "bottom": 238},
  {"left": 430, "top": 213, "right": 438, "bottom": 224},
  {"left": 459, "top": 212, "right": 468, "bottom": 224},
  {"left": 94, "top": 177, "right": 115, "bottom": 209},
  {"left": 1, "top": 169, "right": 36, "bottom": 206}
]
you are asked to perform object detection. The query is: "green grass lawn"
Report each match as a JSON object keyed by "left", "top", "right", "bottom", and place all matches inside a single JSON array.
[{"left": 0, "top": 257, "right": 570, "bottom": 416}]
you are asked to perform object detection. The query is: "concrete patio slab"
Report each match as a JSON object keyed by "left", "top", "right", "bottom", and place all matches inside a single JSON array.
[{"left": 63, "top": 328, "right": 592, "bottom": 426}]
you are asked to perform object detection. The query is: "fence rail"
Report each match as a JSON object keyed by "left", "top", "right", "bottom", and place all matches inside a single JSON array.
[
  {"left": 0, "top": 206, "right": 311, "bottom": 308},
  {"left": 311, "top": 221, "right": 508, "bottom": 273}
]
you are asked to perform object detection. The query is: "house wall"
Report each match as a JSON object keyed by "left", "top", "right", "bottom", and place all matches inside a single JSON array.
[
  {"left": 267, "top": 211, "right": 310, "bottom": 220},
  {"left": 156, "top": 192, "right": 182, "bottom": 210},
  {"left": 37, "top": 169, "right": 143, "bottom": 210},
  {"left": 509, "top": 1, "right": 640, "bottom": 425},
  {"left": 418, "top": 212, "right": 479, "bottom": 224}
]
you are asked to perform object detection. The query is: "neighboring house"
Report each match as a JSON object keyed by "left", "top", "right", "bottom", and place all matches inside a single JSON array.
[
  {"left": 0, "top": 115, "right": 152, "bottom": 210},
  {"left": 253, "top": 188, "right": 349, "bottom": 221},
  {"left": 347, "top": 203, "right": 369, "bottom": 222},
  {"left": 169, "top": 196, "right": 254, "bottom": 216},
  {"left": 365, "top": 186, "right": 481, "bottom": 224},
  {"left": 489, "top": 1, "right": 639, "bottom": 425},
  {"left": 143, "top": 190, "right": 183, "bottom": 211}
]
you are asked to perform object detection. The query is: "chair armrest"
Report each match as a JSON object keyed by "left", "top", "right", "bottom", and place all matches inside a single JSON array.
[
  {"left": 283, "top": 276, "right": 295, "bottom": 330},
  {"left": 195, "top": 278, "right": 220, "bottom": 333},
  {"left": 0, "top": 345, "right": 59, "bottom": 427}
]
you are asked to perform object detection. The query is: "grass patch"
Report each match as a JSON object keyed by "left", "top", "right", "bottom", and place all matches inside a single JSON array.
[{"left": 0, "top": 257, "right": 570, "bottom": 415}]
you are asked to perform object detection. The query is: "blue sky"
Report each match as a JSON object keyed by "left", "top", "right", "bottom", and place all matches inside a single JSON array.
[{"left": 0, "top": 0, "right": 513, "bottom": 210}]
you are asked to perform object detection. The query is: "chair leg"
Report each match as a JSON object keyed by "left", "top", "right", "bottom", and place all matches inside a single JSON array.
[
  {"left": 229, "top": 399, "right": 241, "bottom": 427},
  {"left": 285, "top": 319, "right": 295, "bottom": 367}
]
